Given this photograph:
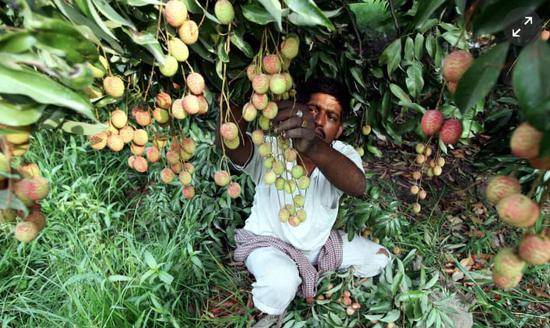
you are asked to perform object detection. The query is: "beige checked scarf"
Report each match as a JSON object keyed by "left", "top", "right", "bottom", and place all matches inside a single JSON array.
[{"left": 234, "top": 228, "right": 343, "bottom": 302}]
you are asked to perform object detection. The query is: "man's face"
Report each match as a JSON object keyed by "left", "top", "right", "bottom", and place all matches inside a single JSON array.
[{"left": 306, "top": 92, "right": 344, "bottom": 144}]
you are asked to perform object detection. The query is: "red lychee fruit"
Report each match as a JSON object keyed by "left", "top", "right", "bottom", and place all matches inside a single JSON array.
[
  {"left": 156, "top": 92, "right": 172, "bottom": 109},
  {"left": 145, "top": 146, "right": 160, "bottom": 163},
  {"left": 14, "top": 176, "right": 49, "bottom": 202},
  {"left": 252, "top": 74, "right": 270, "bottom": 94},
  {"left": 262, "top": 55, "right": 281, "bottom": 74},
  {"left": 220, "top": 122, "right": 238, "bottom": 141},
  {"left": 133, "top": 156, "right": 148, "bottom": 173},
  {"left": 442, "top": 50, "right": 473, "bottom": 82},
  {"left": 182, "top": 94, "right": 200, "bottom": 115},
  {"left": 14, "top": 221, "right": 39, "bottom": 242},
  {"left": 518, "top": 233, "right": 550, "bottom": 265},
  {"left": 421, "top": 110, "right": 444, "bottom": 136},
  {"left": 227, "top": 182, "right": 241, "bottom": 198},
  {"left": 510, "top": 122, "right": 542, "bottom": 159},
  {"left": 492, "top": 272, "right": 522, "bottom": 290},
  {"left": 496, "top": 194, "right": 540, "bottom": 228},
  {"left": 182, "top": 185, "right": 195, "bottom": 199},
  {"left": 485, "top": 176, "right": 521, "bottom": 205},
  {"left": 164, "top": 0, "right": 187, "bottom": 27},
  {"left": 214, "top": 170, "right": 231, "bottom": 187},
  {"left": 133, "top": 108, "right": 152, "bottom": 127},
  {"left": 439, "top": 119, "right": 462, "bottom": 144},
  {"left": 186, "top": 72, "right": 205, "bottom": 95},
  {"left": 160, "top": 168, "right": 176, "bottom": 184}
]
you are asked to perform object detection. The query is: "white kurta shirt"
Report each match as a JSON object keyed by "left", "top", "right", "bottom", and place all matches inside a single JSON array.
[{"left": 231, "top": 133, "right": 365, "bottom": 255}]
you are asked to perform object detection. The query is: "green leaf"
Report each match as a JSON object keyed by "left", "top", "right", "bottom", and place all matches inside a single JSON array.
[
  {"left": 126, "top": 0, "right": 161, "bottom": 7},
  {"left": 380, "top": 309, "right": 400, "bottom": 323},
  {"left": 0, "top": 65, "right": 95, "bottom": 121},
  {"left": 379, "top": 38, "right": 401, "bottom": 76},
  {"left": 405, "top": 63, "right": 424, "bottom": 99},
  {"left": 389, "top": 83, "right": 412, "bottom": 104},
  {"left": 512, "top": 40, "right": 550, "bottom": 133},
  {"left": 414, "top": 34, "right": 424, "bottom": 59},
  {"left": 473, "top": 0, "right": 547, "bottom": 35},
  {"left": 87, "top": 0, "right": 118, "bottom": 40},
  {"left": 455, "top": 42, "right": 509, "bottom": 112},
  {"left": 61, "top": 121, "right": 107, "bottom": 135},
  {"left": 350, "top": 67, "right": 366, "bottom": 89},
  {"left": 404, "top": 37, "right": 414, "bottom": 64},
  {"left": 284, "top": 0, "right": 335, "bottom": 31},
  {"left": 242, "top": 2, "right": 275, "bottom": 25},
  {"left": 181, "top": 0, "right": 201, "bottom": 13},
  {"left": 0, "top": 100, "right": 45, "bottom": 126},
  {"left": 413, "top": 0, "right": 446, "bottom": 29},
  {"left": 93, "top": 0, "right": 136, "bottom": 31},
  {"left": 258, "top": 0, "right": 283, "bottom": 31},
  {"left": 230, "top": 32, "right": 254, "bottom": 58},
  {"left": 125, "top": 30, "right": 166, "bottom": 64},
  {"left": 0, "top": 32, "right": 36, "bottom": 53},
  {"left": 143, "top": 251, "right": 158, "bottom": 269},
  {"left": 348, "top": 0, "right": 390, "bottom": 32}
]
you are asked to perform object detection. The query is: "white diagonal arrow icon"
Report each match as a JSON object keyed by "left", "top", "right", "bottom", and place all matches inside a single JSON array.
[
  {"left": 512, "top": 29, "right": 521, "bottom": 37},
  {"left": 524, "top": 16, "right": 533, "bottom": 25}
]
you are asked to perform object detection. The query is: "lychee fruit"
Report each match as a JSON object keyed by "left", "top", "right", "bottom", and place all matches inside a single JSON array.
[
  {"left": 182, "top": 162, "right": 194, "bottom": 174},
  {"left": 133, "top": 108, "right": 152, "bottom": 127},
  {"left": 439, "top": 119, "right": 462, "bottom": 144},
  {"left": 246, "top": 65, "right": 258, "bottom": 81},
  {"left": 159, "top": 55, "right": 178, "bottom": 77},
  {"left": 133, "top": 129, "right": 148, "bottom": 146},
  {"left": 421, "top": 110, "right": 444, "bottom": 136},
  {"left": 145, "top": 146, "right": 160, "bottom": 163},
  {"left": 262, "top": 102, "right": 278, "bottom": 119},
  {"left": 153, "top": 108, "right": 170, "bottom": 124},
  {"left": 111, "top": 109, "right": 128, "bottom": 128},
  {"left": 132, "top": 156, "right": 148, "bottom": 173},
  {"left": 119, "top": 126, "right": 135, "bottom": 143},
  {"left": 447, "top": 81, "right": 457, "bottom": 94},
  {"left": 242, "top": 103, "right": 257, "bottom": 122},
  {"left": 485, "top": 176, "right": 521, "bottom": 205},
  {"left": 510, "top": 122, "right": 542, "bottom": 159},
  {"left": 17, "top": 163, "right": 41, "bottom": 178},
  {"left": 214, "top": 0, "right": 234, "bottom": 25},
  {"left": 89, "top": 131, "right": 108, "bottom": 150},
  {"left": 518, "top": 233, "right": 550, "bottom": 265},
  {"left": 493, "top": 248, "right": 526, "bottom": 278},
  {"left": 284, "top": 148, "right": 297, "bottom": 162},
  {"left": 280, "top": 35, "right": 299, "bottom": 59},
  {"left": 197, "top": 95, "right": 209, "bottom": 114},
  {"left": 252, "top": 74, "right": 270, "bottom": 94},
  {"left": 258, "top": 115, "right": 270, "bottom": 131},
  {"left": 182, "top": 185, "right": 195, "bottom": 199},
  {"left": 361, "top": 125, "right": 371, "bottom": 136},
  {"left": 103, "top": 76, "right": 125, "bottom": 98},
  {"left": 14, "top": 221, "right": 39, "bottom": 242},
  {"left": 24, "top": 211, "right": 46, "bottom": 231},
  {"left": 107, "top": 135, "right": 124, "bottom": 152},
  {"left": 258, "top": 143, "right": 272, "bottom": 157},
  {"left": 279, "top": 207, "right": 290, "bottom": 222},
  {"left": 214, "top": 170, "right": 231, "bottom": 187},
  {"left": 492, "top": 272, "right": 522, "bottom": 290},
  {"left": 131, "top": 143, "right": 145, "bottom": 156},
  {"left": 220, "top": 122, "right": 239, "bottom": 141},
  {"left": 496, "top": 194, "right": 540, "bottom": 228},
  {"left": 171, "top": 162, "right": 183, "bottom": 174},
  {"left": 269, "top": 74, "right": 286, "bottom": 95},
  {"left": 227, "top": 182, "right": 241, "bottom": 198},
  {"left": 412, "top": 203, "right": 421, "bottom": 213},
  {"left": 251, "top": 93, "right": 268, "bottom": 110},
  {"left": 168, "top": 38, "right": 189, "bottom": 62},
  {"left": 170, "top": 99, "right": 186, "bottom": 120},
  {"left": 128, "top": 155, "right": 135, "bottom": 168},
  {"left": 179, "top": 171, "right": 192, "bottom": 186},
  {"left": 156, "top": 92, "right": 172, "bottom": 109},
  {"left": 297, "top": 176, "right": 310, "bottom": 189},
  {"left": 251, "top": 129, "right": 264, "bottom": 145},
  {"left": 182, "top": 94, "right": 200, "bottom": 115},
  {"left": 263, "top": 170, "right": 276, "bottom": 184},
  {"left": 262, "top": 55, "right": 281, "bottom": 74},
  {"left": 291, "top": 165, "right": 304, "bottom": 179},
  {"left": 442, "top": 50, "right": 473, "bottom": 82},
  {"left": 164, "top": 0, "right": 188, "bottom": 27},
  {"left": 166, "top": 151, "right": 180, "bottom": 165},
  {"left": 178, "top": 20, "right": 199, "bottom": 45},
  {"left": 160, "top": 168, "right": 176, "bottom": 184},
  {"left": 224, "top": 137, "right": 240, "bottom": 150},
  {"left": 186, "top": 72, "right": 205, "bottom": 95}
]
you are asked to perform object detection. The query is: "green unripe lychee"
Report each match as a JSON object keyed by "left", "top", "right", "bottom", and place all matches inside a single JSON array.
[
  {"left": 297, "top": 176, "right": 310, "bottom": 189},
  {"left": 291, "top": 165, "right": 304, "bottom": 179},
  {"left": 214, "top": 0, "right": 234, "bottom": 25},
  {"left": 179, "top": 171, "right": 192, "bottom": 186},
  {"left": 280, "top": 35, "right": 300, "bottom": 59},
  {"left": 178, "top": 20, "right": 199, "bottom": 45},
  {"left": 224, "top": 136, "right": 240, "bottom": 149},
  {"left": 214, "top": 170, "right": 231, "bottom": 187},
  {"left": 269, "top": 74, "right": 287, "bottom": 95},
  {"left": 258, "top": 115, "right": 270, "bottom": 131},
  {"left": 103, "top": 76, "right": 125, "bottom": 98},
  {"left": 264, "top": 170, "right": 277, "bottom": 184},
  {"left": 272, "top": 161, "right": 285, "bottom": 176},
  {"left": 168, "top": 38, "right": 189, "bottom": 62},
  {"left": 251, "top": 129, "right": 264, "bottom": 145},
  {"left": 293, "top": 194, "right": 305, "bottom": 207},
  {"left": 159, "top": 55, "right": 179, "bottom": 77},
  {"left": 258, "top": 143, "right": 272, "bottom": 157},
  {"left": 242, "top": 103, "right": 257, "bottom": 122},
  {"left": 262, "top": 102, "right": 278, "bottom": 120},
  {"left": 275, "top": 177, "right": 285, "bottom": 190}
]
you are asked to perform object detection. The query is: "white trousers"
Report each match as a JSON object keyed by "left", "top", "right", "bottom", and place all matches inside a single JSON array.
[{"left": 244, "top": 230, "right": 391, "bottom": 315}]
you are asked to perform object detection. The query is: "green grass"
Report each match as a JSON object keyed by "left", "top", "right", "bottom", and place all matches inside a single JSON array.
[{"left": 1, "top": 131, "right": 548, "bottom": 327}]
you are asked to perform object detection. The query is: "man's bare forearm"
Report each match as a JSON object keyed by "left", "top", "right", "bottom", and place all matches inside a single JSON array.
[
  {"left": 305, "top": 141, "right": 366, "bottom": 197},
  {"left": 215, "top": 104, "right": 252, "bottom": 167}
]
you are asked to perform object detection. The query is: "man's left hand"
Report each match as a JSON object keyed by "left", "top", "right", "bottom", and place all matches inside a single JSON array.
[{"left": 273, "top": 100, "right": 319, "bottom": 155}]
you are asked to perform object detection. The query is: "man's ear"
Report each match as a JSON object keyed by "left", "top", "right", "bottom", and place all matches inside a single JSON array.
[{"left": 336, "top": 125, "right": 343, "bottom": 139}]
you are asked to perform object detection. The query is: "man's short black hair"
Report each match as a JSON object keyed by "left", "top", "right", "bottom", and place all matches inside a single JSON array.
[{"left": 298, "top": 78, "right": 351, "bottom": 123}]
